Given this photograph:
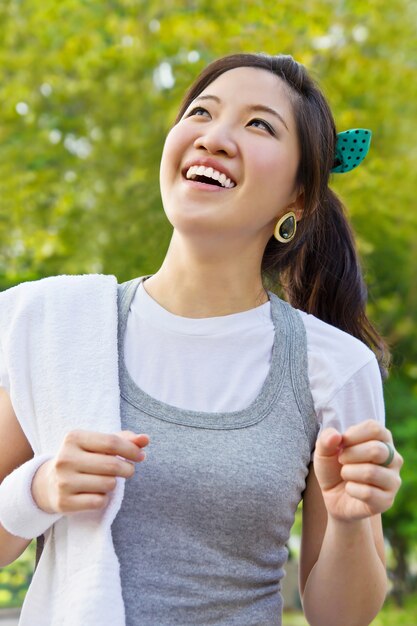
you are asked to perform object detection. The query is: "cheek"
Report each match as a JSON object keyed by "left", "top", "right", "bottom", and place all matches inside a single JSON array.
[
  {"left": 159, "top": 131, "right": 176, "bottom": 182},
  {"left": 252, "top": 147, "right": 299, "bottom": 195},
  {"left": 160, "top": 125, "right": 192, "bottom": 195},
  {"left": 161, "top": 124, "right": 189, "bottom": 163}
]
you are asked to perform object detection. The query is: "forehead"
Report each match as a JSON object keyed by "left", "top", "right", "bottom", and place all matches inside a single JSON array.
[{"left": 196, "top": 66, "right": 295, "bottom": 120}]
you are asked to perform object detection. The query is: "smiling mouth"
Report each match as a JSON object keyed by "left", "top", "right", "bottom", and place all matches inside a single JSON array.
[
  {"left": 184, "top": 165, "right": 236, "bottom": 189},
  {"left": 193, "top": 175, "right": 223, "bottom": 187}
]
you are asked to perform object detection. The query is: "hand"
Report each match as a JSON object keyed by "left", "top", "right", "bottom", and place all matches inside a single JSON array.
[
  {"left": 31, "top": 430, "right": 150, "bottom": 514},
  {"left": 314, "top": 420, "right": 403, "bottom": 522}
]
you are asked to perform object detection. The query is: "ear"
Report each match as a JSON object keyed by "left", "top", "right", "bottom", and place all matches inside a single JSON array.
[{"left": 289, "top": 190, "right": 304, "bottom": 222}]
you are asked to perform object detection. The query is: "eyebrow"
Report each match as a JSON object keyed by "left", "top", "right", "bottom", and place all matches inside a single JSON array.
[{"left": 194, "top": 94, "right": 289, "bottom": 131}]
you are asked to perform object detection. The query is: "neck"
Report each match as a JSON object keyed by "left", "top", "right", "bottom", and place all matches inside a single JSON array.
[{"left": 144, "top": 232, "right": 269, "bottom": 318}]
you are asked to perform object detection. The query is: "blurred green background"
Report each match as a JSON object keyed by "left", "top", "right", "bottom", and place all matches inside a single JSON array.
[{"left": 0, "top": 0, "right": 416, "bottom": 621}]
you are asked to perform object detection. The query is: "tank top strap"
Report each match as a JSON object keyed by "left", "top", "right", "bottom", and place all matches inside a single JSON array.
[
  {"left": 268, "top": 293, "right": 319, "bottom": 451},
  {"left": 117, "top": 275, "right": 148, "bottom": 361}
]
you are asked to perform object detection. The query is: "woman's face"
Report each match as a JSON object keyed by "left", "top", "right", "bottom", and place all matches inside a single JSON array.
[{"left": 159, "top": 66, "right": 302, "bottom": 245}]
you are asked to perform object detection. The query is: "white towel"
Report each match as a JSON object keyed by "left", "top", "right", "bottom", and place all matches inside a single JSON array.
[{"left": 0, "top": 274, "right": 125, "bottom": 626}]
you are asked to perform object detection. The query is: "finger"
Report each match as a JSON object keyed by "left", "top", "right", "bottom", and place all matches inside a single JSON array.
[
  {"left": 341, "top": 420, "right": 392, "bottom": 447},
  {"left": 338, "top": 440, "right": 395, "bottom": 466},
  {"left": 62, "top": 473, "right": 120, "bottom": 495},
  {"left": 76, "top": 453, "right": 139, "bottom": 478},
  {"left": 344, "top": 481, "right": 395, "bottom": 513},
  {"left": 315, "top": 428, "right": 343, "bottom": 458},
  {"left": 314, "top": 429, "right": 344, "bottom": 492},
  {"left": 55, "top": 492, "right": 110, "bottom": 513},
  {"left": 64, "top": 430, "right": 146, "bottom": 462},
  {"left": 118, "top": 431, "right": 150, "bottom": 449},
  {"left": 340, "top": 463, "right": 401, "bottom": 492}
]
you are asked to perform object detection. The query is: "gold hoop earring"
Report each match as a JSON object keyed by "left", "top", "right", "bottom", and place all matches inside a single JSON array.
[{"left": 274, "top": 211, "right": 297, "bottom": 243}]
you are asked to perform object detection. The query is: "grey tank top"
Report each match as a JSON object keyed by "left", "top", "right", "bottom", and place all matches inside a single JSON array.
[{"left": 111, "top": 277, "right": 319, "bottom": 626}]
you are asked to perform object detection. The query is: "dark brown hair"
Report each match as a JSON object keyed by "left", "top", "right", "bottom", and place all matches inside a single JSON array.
[{"left": 175, "top": 53, "right": 389, "bottom": 376}]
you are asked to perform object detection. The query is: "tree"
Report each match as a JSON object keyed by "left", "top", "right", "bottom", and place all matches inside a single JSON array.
[{"left": 1, "top": 0, "right": 416, "bottom": 599}]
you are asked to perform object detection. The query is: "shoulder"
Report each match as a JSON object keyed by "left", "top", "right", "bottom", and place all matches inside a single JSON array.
[
  {"left": 0, "top": 273, "right": 117, "bottom": 293},
  {"left": 298, "top": 309, "right": 375, "bottom": 366},
  {"left": 0, "top": 275, "right": 118, "bottom": 337},
  {"left": 296, "top": 310, "right": 384, "bottom": 432},
  {"left": 0, "top": 273, "right": 117, "bottom": 305},
  {"left": 297, "top": 309, "right": 377, "bottom": 405}
]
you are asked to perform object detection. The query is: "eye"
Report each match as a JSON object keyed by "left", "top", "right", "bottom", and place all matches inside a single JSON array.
[
  {"left": 186, "top": 106, "right": 211, "bottom": 118},
  {"left": 247, "top": 118, "right": 275, "bottom": 135}
]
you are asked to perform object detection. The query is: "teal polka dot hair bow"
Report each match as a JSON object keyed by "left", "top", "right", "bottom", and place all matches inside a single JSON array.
[{"left": 331, "top": 129, "right": 372, "bottom": 173}]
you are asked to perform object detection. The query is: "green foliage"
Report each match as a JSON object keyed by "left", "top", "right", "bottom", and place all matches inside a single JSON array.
[
  {"left": 284, "top": 594, "right": 417, "bottom": 625},
  {"left": 0, "top": 0, "right": 416, "bottom": 599}
]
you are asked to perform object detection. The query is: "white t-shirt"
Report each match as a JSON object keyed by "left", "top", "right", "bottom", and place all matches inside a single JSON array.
[
  {"left": 0, "top": 282, "right": 385, "bottom": 433},
  {"left": 123, "top": 283, "right": 384, "bottom": 433}
]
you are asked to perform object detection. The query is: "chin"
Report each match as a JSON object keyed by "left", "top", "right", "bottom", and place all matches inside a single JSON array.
[{"left": 166, "top": 209, "right": 229, "bottom": 239}]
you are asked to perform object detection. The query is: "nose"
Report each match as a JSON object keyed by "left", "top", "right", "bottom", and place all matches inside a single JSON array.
[{"left": 193, "top": 122, "right": 237, "bottom": 157}]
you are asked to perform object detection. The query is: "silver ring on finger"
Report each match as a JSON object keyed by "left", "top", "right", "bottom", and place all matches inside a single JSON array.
[{"left": 380, "top": 441, "right": 395, "bottom": 467}]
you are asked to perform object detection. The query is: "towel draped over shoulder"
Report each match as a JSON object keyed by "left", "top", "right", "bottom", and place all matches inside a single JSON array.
[{"left": 0, "top": 274, "right": 126, "bottom": 626}]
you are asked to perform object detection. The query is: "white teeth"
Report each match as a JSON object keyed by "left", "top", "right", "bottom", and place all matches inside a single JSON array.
[{"left": 184, "top": 165, "right": 235, "bottom": 188}]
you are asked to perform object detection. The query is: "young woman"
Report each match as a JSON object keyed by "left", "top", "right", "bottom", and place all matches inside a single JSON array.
[{"left": 0, "top": 53, "right": 403, "bottom": 626}]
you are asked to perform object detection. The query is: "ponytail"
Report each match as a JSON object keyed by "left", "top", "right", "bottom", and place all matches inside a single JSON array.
[{"left": 262, "top": 188, "right": 390, "bottom": 378}]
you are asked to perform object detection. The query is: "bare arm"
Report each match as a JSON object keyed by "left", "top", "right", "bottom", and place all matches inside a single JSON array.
[
  {"left": 300, "top": 465, "right": 387, "bottom": 626},
  {"left": 0, "top": 387, "right": 34, "bottom": 567},
  {"left": 299, "top": 422, "right": 402, "bottom": 626}
]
